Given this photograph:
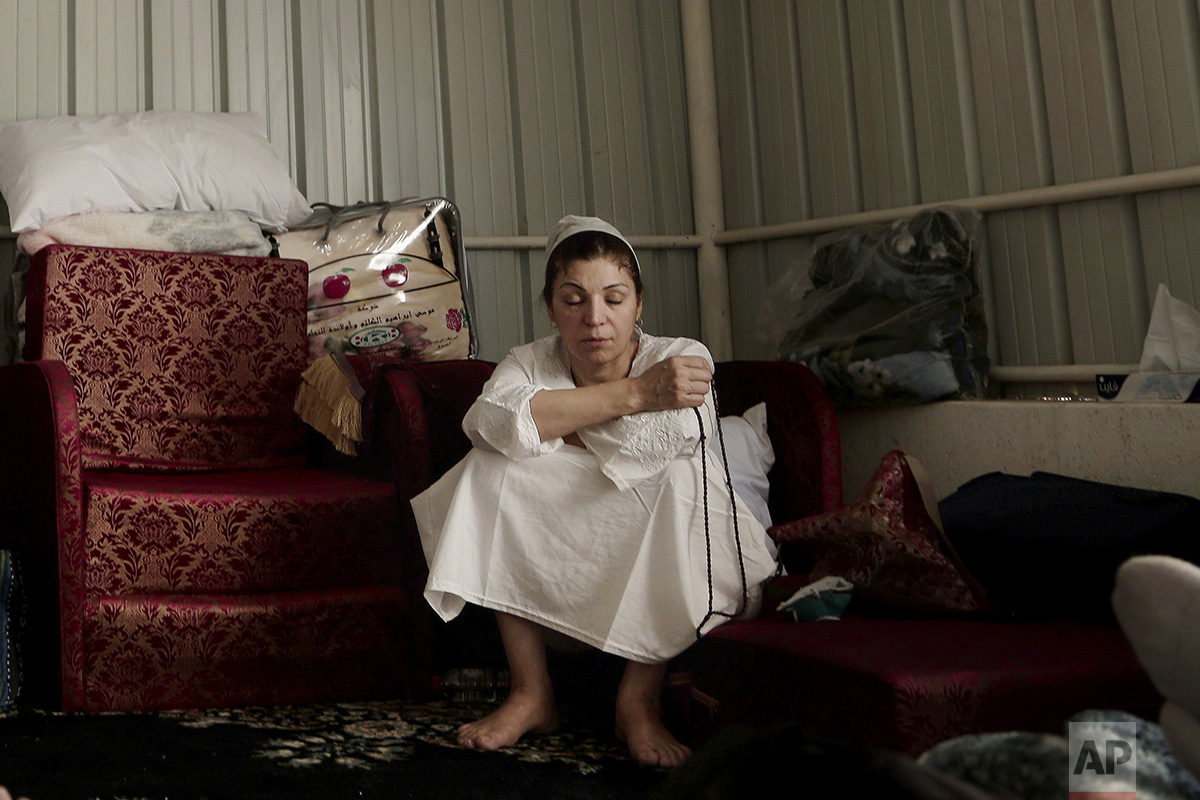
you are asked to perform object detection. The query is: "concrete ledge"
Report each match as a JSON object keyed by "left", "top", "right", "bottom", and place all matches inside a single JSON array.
[{"left": 838, "top": 400, "right": 1200, "bottom": 501}]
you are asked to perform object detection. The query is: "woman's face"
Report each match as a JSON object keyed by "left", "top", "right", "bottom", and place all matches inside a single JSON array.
[{"left": 547, "top": 255, "right": 643, "bottom": 382}]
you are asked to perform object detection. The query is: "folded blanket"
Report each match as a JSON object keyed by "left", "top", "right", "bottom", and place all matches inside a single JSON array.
[{"left": 17, "top": 209, "right": 271, "bottom": 257}]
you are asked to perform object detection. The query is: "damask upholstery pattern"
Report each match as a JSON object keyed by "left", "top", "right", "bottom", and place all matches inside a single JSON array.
[
  {"left": 85, "top": 469, "right": 399, "bottom": 595},
  {"left": 46, "top": 362, "right": 87, "bottom": 710},
  {"left": 3, "top": 245, "right": 419, "bottom": 712},
  {"left": 27, "top": 246, "right": 308, "bottom": 471},
  {"left": 84, "top": 586, "right": 410, "bottom": 711}
]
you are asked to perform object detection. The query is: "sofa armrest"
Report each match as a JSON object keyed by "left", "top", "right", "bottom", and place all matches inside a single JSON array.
[
  {"left": 714, "top": 360, "right": 842, "bottom": 524},
  {"left": 0, "top": 360, "right": 85, "bottom": 709},
  {"left": 402, "top": 360, "right": 497, "bottom": 484},
  {"left": 369, "top": 367, "right": 434, "bottom": 501}
]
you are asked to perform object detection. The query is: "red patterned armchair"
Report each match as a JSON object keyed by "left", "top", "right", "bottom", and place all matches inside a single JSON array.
[{"left": 0, "top": 245, "right": 418, "bottom": 712}]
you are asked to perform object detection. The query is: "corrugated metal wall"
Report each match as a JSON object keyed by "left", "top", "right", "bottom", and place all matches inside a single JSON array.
[
  {"left": 0, "top": 0, "right": 696, "bottom": 364},
  {"left": 3, "top": 0, "right": 1197, "bottom": 375},
  {"left": 717, "top": 0, "right": 1200, "bottom": 377}
]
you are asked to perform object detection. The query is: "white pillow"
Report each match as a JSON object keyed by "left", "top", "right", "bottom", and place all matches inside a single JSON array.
[
  {"left": 0, "top": 111, "right": 311, "bottom": 233},
  {"left": 711, "top": 402, "right": 775, "bottom": 532}
]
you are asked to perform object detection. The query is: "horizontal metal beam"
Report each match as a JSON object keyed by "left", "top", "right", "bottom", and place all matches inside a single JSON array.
[
  {"left": 715, "top": 164, "right": 1200, "bottom": 245},
  {"left": 0, "top": 227, "right": 703, "bottom": 249},
  {"left": 5, "top": 163, "right": 1194, "bottom": 250},
  {"left": 463, "top": 234, "right": 703, "bottom": 251}
]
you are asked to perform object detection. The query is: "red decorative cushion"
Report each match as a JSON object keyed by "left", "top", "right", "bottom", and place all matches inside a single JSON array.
[
  {"left": 28, "top": 246, "right": 308, "bottom": 471},
  {"left": 771, "top": 450, "right": 985, "bottom": 614}
]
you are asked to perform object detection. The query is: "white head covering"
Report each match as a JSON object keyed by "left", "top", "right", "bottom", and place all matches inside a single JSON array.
[{"left": 545, "top": 215, "right": 641, "bottom": 276}]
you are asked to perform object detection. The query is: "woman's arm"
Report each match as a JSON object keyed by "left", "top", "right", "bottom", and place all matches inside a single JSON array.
[
  {"left": 462, "top": 349, "right": 556, "bottom": 458},
  {"left": 574, "top": 339, "right": 719, "bottom": 490},
  {"left": 463, "top": 336, "right": 715, "bottom": 467},
  {"left": 528, "top": 355, "right": 712, "bottom": 442}
]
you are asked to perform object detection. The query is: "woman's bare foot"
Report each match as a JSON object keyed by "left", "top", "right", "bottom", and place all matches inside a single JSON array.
[
  {"left": 456, "top": 686, "right": 559, "bottom": 750},
  {"left": 615, "top": 692, "right": 692, "bottom": 768}
]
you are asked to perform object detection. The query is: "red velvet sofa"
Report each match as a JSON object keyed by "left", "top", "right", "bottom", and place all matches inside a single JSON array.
[
  {"left": 372, "top": 357, "right": 1161, "bottom": 756},
  {"left": 0, "top": 245, "right": 424, "bottom": 712}
]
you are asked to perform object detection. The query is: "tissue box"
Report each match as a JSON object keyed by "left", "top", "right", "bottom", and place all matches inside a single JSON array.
[{"left": 1097, "top": 373, "right": 1200, "bottom": 402}]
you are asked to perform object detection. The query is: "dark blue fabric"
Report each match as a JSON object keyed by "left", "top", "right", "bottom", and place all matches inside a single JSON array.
[{"left": 938, "top": 472, "right": 1200, "bottom": 624}]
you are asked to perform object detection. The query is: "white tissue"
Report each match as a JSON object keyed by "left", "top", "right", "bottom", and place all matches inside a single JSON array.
[{"left": 1139, "top": 284, "right": 1200, "bottom": 372}]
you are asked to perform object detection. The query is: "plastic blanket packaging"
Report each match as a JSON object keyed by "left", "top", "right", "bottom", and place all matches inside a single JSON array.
[
  {"left": 277, "top": 198, "right": 478, "bottom": 364},
  {"left": 759, "top": 206, "right": 988, "bottom": 407}
]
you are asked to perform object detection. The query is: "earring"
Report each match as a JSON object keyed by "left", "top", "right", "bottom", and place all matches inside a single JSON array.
[{"left": 634, "top": 318, "right": 644, "bottom": 339}]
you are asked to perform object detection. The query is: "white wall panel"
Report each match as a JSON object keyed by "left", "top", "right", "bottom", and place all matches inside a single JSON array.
[
  {"left": 149, "top": 0, "right": 219, "bottom": 111},
  {"left": 575, "top": 0, "right": 655, "bottom": 232},
  {"left": 504, "top": 0, "right": 582, "bottom": 346},
  {"left": 748, "top": 1, "right": 809, "bottom": 225},
  {"left": 796, "top": 1, "right": 861, "bottom": 217},
  {"left": 902, "top": 0, "right": 974, "bottom": 202},
  {"left": 9, "top": 0, "right": 1196, "bottom": 374},
  {"left": 437, "top": 0, "right": 524, "bottom": 358},
  {"left": 74, "top": 0, "right": 143, "bottom": 115},
  {"left": 720, "top": 0, "right": 1200, "bottom": 374},
  {"left": 0, "top": 0, "right": 69, "bottom": 357},
  {"left": 439, "top": 0, "right": 516, "bottom": 236},
  {"left": 440, "top": 0, "right": 698, "bottom": 356},
  {"left": 1035, "top": 0, "right": 1145, "bottom": 364},
  {"left": 847, "top": 0, "right": 918, "bottom": 210},
  {"left": 1113, "top": 0, "right": 1200, "bottom": 308},
  {"left": 712, "top": 0, "right": 762, "bottom": 232},
  {"left": 224, "top": 0, "right": 297, "bottom": 173},
  {"left": 294, "top": 0, "right": 375, "bottom": 205},
  {"left": 636, "top": 0, "right": 693, "bottom": 235},
  {"left": 620, "top": 0, "right": 698, "bottom": 340},
  {"left": 506, "top": 0, "right": 586, "bottom": 233},
  {"left": 373, "top": 0, "right": 445, "bottom": 199},
  {"left": 712, "top": 0, "right": 768, "bottom": 358},
  {"left": 0, "top": 0, "right": 69, "bottom": 120},
  {"left": 966, "top": 0, "right": 1071, "bottom": 367}
]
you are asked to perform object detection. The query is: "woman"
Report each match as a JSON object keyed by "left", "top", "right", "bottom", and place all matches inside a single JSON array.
[{"left": 412, "top": 215, "right": 778, "bottom": 768}]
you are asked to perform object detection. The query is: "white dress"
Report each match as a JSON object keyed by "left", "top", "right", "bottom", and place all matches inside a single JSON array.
[{"left": 411, "top": 333, "right": 779, "bottom": 663}]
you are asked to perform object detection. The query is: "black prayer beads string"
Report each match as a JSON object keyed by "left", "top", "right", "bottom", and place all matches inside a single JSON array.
[{"left": 693, "top": 384, "right": 749, "bottom": 640}]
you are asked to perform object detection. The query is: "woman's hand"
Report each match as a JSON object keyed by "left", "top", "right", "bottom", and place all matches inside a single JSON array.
[{"left": 634, "top": 356, "right": 712, "bottom": 412}]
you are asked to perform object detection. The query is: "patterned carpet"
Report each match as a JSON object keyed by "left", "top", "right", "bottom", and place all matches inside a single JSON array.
[{"left": 0, "top": 699, "right": 667, "bottom": 800}]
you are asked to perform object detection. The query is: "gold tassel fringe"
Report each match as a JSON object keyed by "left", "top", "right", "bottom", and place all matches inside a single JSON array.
[{"left": 294, "top": 356, "right": 363, "bottom": 455}]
